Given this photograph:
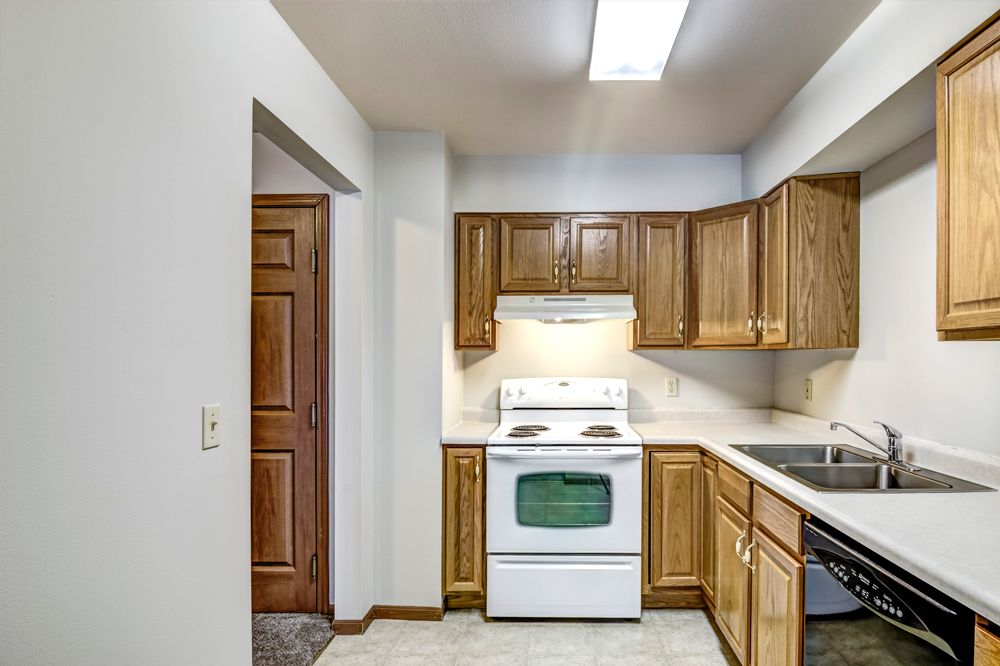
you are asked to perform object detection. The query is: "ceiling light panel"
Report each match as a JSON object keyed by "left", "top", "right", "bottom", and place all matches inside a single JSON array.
[{"left": 589, "top": 0, "right": 689, "bottom": 81}]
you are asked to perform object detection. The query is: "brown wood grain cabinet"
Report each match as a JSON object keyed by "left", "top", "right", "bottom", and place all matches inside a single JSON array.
[
  {"left": 759, "top": 185, "right": 790, "bottom": 346},
  {"left": 649, "top": 452, "right": 702, "bottom": 589},
  {"left": 569, "top": 215, "right": 632, "bottom": 292},
  {"left": 630, "top": 214, "right": 687, "bottom": 348},
  {"left": 443, "top": 447, "right": 485, "bottom": 598},
  {"left": 455, "top": 216, "right": 497, "bottom": 349},
  {"left": 937, "top": 13, "right": 1000, "bottom": 340},
  {"left": 975, "top": 617, "right": 1000, "bottom": 665},
  {"left": 749, "top": 529, "right": 804, "bottom": 666},
  {"left": 499, "top": 215, "right": 563, "bottom": 292},
  {"left": 716, "top": 495, "right": 753, "bottom": 664},
  {"left": 689, "top": 201, "right": 760, "bottom": 347},
  {"left": 700, "top": 454, "right": 718, "bottom": 608}
]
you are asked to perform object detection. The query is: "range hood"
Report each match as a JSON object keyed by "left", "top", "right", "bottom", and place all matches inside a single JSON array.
[{"left": 493, "top": 294, "right": 637, "bottom": 323}]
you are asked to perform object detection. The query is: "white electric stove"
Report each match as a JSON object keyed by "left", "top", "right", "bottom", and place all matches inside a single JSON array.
[{"left": 485, "top": 377, "right": 642, "bottom": 619}]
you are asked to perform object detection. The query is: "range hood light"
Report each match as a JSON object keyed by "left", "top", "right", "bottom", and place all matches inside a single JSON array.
[{"left": 493, "top": 295, "right": 637, "bottom": 323}]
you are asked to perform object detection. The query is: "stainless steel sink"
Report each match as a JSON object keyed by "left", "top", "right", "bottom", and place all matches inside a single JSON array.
[{"left": 731, "top": 444, "right": 994, "bottom": 493}]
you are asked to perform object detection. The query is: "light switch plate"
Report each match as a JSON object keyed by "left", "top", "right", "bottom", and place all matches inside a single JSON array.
[
  {"left": 665, "top": 377, "right": 678, "bottom": 397},
  {"left": 203, "top": 404, "right": 221, "bottom": 450}
]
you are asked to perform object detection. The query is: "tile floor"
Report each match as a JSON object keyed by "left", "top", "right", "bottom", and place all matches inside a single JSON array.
[{"left": 314, "top": 608, "right": 739, "bottom": 665}]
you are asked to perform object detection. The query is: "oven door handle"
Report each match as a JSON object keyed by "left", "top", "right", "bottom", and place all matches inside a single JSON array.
[{"left": 487, "top": 447, "right": 642, "bottom": 460}]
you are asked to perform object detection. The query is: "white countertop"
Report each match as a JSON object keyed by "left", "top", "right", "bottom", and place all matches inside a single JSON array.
[
  {"left": 441, "top": 415, "right": 1000, "bottom": 624},
  {"left": 635, "top": 420, "right": 1000, "bottom": 625}
]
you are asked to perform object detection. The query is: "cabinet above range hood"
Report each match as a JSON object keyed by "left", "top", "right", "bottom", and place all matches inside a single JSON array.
[{"left": 493, "top": 295, "right": 637, "bottom": 324}]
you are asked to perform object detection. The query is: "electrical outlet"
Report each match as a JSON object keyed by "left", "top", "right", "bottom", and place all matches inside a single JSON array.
[
  {"left": 665, "top": 377, "right": 678, "bottom": 397},
  {"left": 203, "top": 404, "right": 221, "bottom": 450},
  {"left": 804, "top": 379, "right": 813, "bottom": 402}
]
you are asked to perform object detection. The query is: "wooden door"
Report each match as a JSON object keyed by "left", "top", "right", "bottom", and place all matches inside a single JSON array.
[
  {"left": 443, "top": 447, "right": 485, "bottom": 595},
  {"left": 633, "top": 214, "right": 686, "bottom": 347},
  {"left": 750, "top": 530, "right": 804, "bottom": 666},
  {"left": 251, "top": 195, "right": 324, "bottom": 612},
  {"left": 937, "top": 18, "right": 1000, "bottom": 337},
  {"left": 649, "top": 452, "right": 701, "bottom": 588},
  {"left": 690, "top": 202, "right": 758, "bottom": 347},
  {"left": 700, "top": 455, "right": 718, "bottom": 606},
  {"left": 716, "top": 497, "right": 752, "bottom": 665},
  {"left": 569, "top": 215, "right": 631, "bottom": 291},
  {"left": 455, "top": 216, "right": 496, "bottom": 349},
  {"left": 759, "top": 185, "right": 790, "bottom": 346},
  {"left": 499, "top": 216, "right": 562, "bottom": 292}
]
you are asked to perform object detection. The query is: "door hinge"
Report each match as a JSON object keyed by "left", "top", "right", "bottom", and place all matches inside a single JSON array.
[
  {"left": 311, "top": 554, "right": 318, "bottom": 579},
  {"left": 310, "top": 402, "right": 318, "bottom": 428},
  {"left": 311, "top": 247, "right": 318, "bottom": 274}
]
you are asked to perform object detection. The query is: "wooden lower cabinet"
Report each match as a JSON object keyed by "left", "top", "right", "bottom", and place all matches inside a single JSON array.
[
  {"left": 442, "top": 447, "right": 485, "bottom": 599},
  {"left": 700, "top": 455, "right": 718, "bottom": 606},
  {"left": 649, "top": 452, "right": 702, "bottom": 588},
  {"left": 976, "top": 617, "right": 1000, "bottom": 665},
  {"left": 716, "top": 496, "right": 752, "bottom": 664},
  {"left": 750, "top": 530, "right": 804, "bottom": 666}
]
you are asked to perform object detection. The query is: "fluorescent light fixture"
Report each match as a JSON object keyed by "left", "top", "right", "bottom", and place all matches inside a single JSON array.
[{"left": 589, "top": 0, "right": 689, "bottom": 81}]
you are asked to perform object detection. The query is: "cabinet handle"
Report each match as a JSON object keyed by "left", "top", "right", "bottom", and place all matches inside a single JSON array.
[
  {"left": 757, "top": 312, "right": 766, "bottom": 333},
  {"left": 571, "top": 260, "right": 577, "bottom": 283},
  {"left": 677, "top": 315, "right": 684, "bottom": 335},
  {"left": 743, "top": 539, "right": 757, "bottom": 574},
  {"left": 474, "top": 458, "right": 481, "bottom": 482},
  {"left": 483, "top": 315, "right": 490, "bottom": 336},
  {"left": 553, "top": 262, "right": 559, "bottom": 283},
  {"left": 747, "top": 311, "right": 756, "bottom": 336},
  {"left": 735, "top": 532, "right": 747, "bottom": 558}
]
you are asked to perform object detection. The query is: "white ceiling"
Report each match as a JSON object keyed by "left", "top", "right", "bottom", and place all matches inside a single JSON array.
[{"left": 272, "top": 0, "right": 879, "bottom": 155}]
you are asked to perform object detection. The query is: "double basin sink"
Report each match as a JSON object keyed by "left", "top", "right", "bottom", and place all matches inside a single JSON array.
[{"left": 732, "top": 444, "right": 994, "bottom": 493}]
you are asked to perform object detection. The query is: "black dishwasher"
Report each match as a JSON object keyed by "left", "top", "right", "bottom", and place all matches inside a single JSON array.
[{"left": 803, "top": 518, "right": 975, "bottom": 665}]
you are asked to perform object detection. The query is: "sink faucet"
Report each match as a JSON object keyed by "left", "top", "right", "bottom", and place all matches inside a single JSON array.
[{"left": 830, "top": 420, "right": 917, "bottom": 470}]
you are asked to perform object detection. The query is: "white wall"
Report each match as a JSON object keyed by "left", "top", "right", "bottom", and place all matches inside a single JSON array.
[
  {"left": 0, "top": 3, "right": 374, "bottom": 664},
  {"left": 454, "top": 153, "right": 774, "bottom": 414},
  {"left": 373, "top": 132, "right": 451, "bottom": 606},
  {"left": 774, "top": 132, "right": 1000, "bottom": 457},
  {"left": 251, "top": 133, "right": 339, "bottom": 604},
  {"left": 741, "top": 0, "right": 1000, "bottom": 198}
]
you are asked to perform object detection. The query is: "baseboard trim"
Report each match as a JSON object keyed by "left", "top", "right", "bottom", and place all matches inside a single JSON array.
[
  {"left": 331, "top": 604, "right": 444, "bottom": 635},
  {"left": 642, "top": 587, "right": 706, "bottom": 609}
]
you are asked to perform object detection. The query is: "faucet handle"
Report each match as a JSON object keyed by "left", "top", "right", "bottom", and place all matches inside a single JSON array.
[{"left": 873, "top": 420, "right": 902, "bottom": 440}]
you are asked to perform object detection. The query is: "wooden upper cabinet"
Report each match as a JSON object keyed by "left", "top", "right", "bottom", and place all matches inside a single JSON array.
[
  {"left": 649, "top": 452, "right": 702, "bottom": 589},
  {"left": 631, "top": 214, "right": 686, "bottom": 347},
  {"left": 455, "top": 216, "right": 496, "bottom": 349},
  {"left": 443, "top": 447, "right": 485, "bottom": 596},
  {"left": 750, "top": 529, "right": 804, "bottom": 666},
  {"left": 759, "top": 185, "right": 790, "bottom": 346},
  {"left": 937, "top": 15, "right": 1000, "bottom": 340},
  {"left": 499, "top": 216, "right": 562, "bottom": 292},
  {"left": 569, "top": 215, "right": 631, "bottom": 291},
  {"left": 690, "top": 202, "right": 759, "bottom": 347}
]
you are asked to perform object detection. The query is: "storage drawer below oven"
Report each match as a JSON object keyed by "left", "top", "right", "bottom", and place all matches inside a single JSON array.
[{"left": 486, "top": 554, "right": 641, "bottom": 619}]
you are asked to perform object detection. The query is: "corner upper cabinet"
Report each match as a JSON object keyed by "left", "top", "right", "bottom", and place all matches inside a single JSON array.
[
  {"left": 630, "top": 214, "right": 686, "bottom": 348},
  {"left": 937, "top": 14, "right": 1000, "bottom": 340},
  {"left": 455, "top": 215, "right": 497, "bottom": 350},
  {"left": 690, "top": 202, "right": 759, "bottom": 347},
  {"left": 759, "top": 186, "right": 790, "bottom": 346},
  {"left": 499, "top": 215, "right": 562, "bottom": 292},
  {"left": 569, "top": 215, "right": 631, "bottom": 292}
]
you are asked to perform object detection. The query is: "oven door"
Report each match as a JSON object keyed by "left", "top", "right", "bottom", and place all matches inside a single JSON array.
[{"left": 486, "top": 446, "right": 642, "bottom": 554}]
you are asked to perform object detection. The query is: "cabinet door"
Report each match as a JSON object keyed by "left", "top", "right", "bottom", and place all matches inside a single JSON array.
[
  {"left": 716, "top": 497, "right": 752, "bottom": 665},
  {"left": 700, "top": 455, "right": 718, "bottom": 605},
  {"left": 443, "top": 447, "right": 485, "bottom": 595},
  {"left": 499, "top": 216, "right": 562, "bottom": 292},
  {"left": 634, "top": 214, "right": 686, "bottom": 346},
  {"left": 750, "top": 530, "right": 804, "bottom": 666},
  {"left": 690, "top": 202, "right": 759, "bottom": 347},
  {"left": 455, "top": 216, "right": 496, "bottom": 349},
  {"left": 569, "top": 215, "right": 631, "bottom": 291},
  {"left": 759, "top": 185, "right": 790, "bottom": 346},
  {"left": 937, "top": 20, "right": 1000, "bottom": 337},
  {"left": 649, "top": 452, "right": 702, "bottom": 588}
]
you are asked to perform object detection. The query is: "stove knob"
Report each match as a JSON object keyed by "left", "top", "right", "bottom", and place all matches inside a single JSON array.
[
  {"left": 603, "top": 386, "right": 611, "bottom": 395},
  {"left": 504, "top": 388, "right": 513, "bottom": 398},
  {"left": 517, "top": 387, "right": 526, "bottom": 397},
  {"left": 616, "top": 388, "right": 624, "bottom": 397}
]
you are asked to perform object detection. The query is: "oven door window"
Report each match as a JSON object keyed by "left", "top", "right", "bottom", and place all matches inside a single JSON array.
[{"left": 516, "top": 472, "right": 612, "bottom": 527}]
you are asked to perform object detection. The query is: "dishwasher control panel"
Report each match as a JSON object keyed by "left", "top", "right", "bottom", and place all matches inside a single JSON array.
[{"left": 819, "top": 554, "right": 916, "bottom": 627}]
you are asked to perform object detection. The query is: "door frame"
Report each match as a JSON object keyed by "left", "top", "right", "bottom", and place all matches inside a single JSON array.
[{"left": 251, "top": 193, "right": 331, "bottom": 613}]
